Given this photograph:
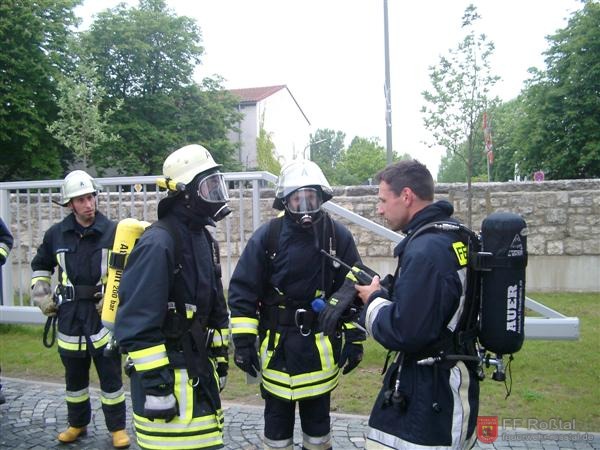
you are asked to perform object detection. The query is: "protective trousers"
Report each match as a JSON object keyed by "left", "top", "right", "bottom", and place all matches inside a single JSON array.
[
  {"left": 60, "top": 351, "right": 126, "bottom": 431},
  {"left": 264, "top": 393, "right": 332, "bottom": 450}
]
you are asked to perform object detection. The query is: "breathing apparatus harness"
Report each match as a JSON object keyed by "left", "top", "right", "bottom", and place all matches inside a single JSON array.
[
  {"left": 381, "top": 213, "right": 527, "bottom": 412},
  {"left": 135, "top": 217, "right": 225, "bottom": 410},
  {"left": 261, "top": 212, "right": 339, "bottom": 351}
]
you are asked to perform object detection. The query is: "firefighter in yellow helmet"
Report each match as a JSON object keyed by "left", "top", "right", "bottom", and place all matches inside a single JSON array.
[
  {"left": 228, "top": 160, "right": 365, "bottom": 450},
  {"left": 115, "top": 144, "right": 231, "bottom": 449},
  {"left": 30, "top": 170, "right": 130, "bottom": 448}
]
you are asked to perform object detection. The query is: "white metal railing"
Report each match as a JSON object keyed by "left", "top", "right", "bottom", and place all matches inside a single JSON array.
[{"left": 0, "top": 173, "right": 579, "bottom": 340}]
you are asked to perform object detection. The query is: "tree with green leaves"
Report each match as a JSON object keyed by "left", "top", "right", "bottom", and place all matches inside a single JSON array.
[
  {"left": 0, "top": 0, "right": 81, "bottom": 181},
  {"left": 309, "top": 129, "right": 346, "bottom": 182},
  {"left": 421, "top": 3, "right": 500, "bottom": 225},
  {"left": 47, "top": 62, "right": 122, "bottom": 171},
  {"left": 80, "top": 0, "right": 241, "bottom": 175},
  {"left": 82, "top": 0, "right": 202, "bottom": 99},
  {"left": 335, "top": 137, "right": 397, "bottom": 186},
  {"left": 515, "top": 1, "right": 600, "bottom": 179},
  {"left": 256, "top": 110, "right": 281, "bottom": 175}
]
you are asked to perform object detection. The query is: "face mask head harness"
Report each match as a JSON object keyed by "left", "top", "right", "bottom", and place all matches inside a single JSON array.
[{"left": 284, "top": 187, "right": 323, "bottom": 227}]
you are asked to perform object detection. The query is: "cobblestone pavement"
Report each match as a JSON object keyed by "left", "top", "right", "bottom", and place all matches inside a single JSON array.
[{"left": 1, "top": 377, "right": 598, "bottom": 449}]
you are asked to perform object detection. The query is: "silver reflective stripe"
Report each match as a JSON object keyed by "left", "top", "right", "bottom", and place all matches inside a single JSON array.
[
  {"left": 89, "top": 327, "right": 110, "bottom": 343},
  {"left": 365, "top": 297, "right": 392, "bottom": 336},
  {"left": 66, "top": 387, "right": 89, "bottom": 397},
  {"left": 450, "top": 361, "right": 472, "bottom": 448},
  {"left": 100, "top": 248, "right": 109, "bottom": 280},
  {"left": 57, "top": 332, "right": 84, "bottom": 343},
  {"left": 57, "top": 252, "right": 68, "bottom": 285},
  {"left": 264, "top": 436, "right": 294, "bottom": 449},
  {"left": 31, "top": 270, "right": 52, "bottom": 279},
  {"left": 447, "top": 268, "right": 467, "bottom": 332},
  {"left": 302, "top": 432, "right": 332, "bottom": 450},
  {"left": 131, "top": 352, "right": 167, "bottom": 367},
  {"left": 101, "top": 387, "right": 125, "bottom": 400}
]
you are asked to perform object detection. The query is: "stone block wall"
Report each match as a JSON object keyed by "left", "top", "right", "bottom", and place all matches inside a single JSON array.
[{"left": 4, "top": 179, "right": 599, "bottom": 293}]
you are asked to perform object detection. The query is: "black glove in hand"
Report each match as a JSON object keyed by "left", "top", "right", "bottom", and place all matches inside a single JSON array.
[
  {"left": 217, "top": 362, "right": 228, "bottom": 392},
  {"left": 144, "top": 386, "right": 178, "bottom": 422},
  {"left": 339, "top": 342, "right": 363, "bottom": 375},
  {"left": 319, "top": 277, "right": 358, "bottom": 337},
  {"left": 234, "top": 345, "right": 260, "bottom": 378}
]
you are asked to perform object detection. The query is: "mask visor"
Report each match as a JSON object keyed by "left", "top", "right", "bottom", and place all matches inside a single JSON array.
[
  {"left": 197, "top": 173, "right": 229, "bottom": 203},
  {"left": 285, "top": 188, "right": 322, "bottom": 214}
]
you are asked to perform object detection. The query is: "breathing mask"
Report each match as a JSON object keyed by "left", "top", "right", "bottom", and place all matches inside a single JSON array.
[
  {"left": 188, "top": 171, "right": 231, "bottom": 221},
  {"left": 284, "top": 187, "right": 323, "bottom": 227}
]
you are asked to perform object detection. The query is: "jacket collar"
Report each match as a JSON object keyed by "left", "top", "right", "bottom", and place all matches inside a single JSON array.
[
  {"left": 393, "top": 200, "right": 455, "bottom": 257},
  {"left": 60, "top": 211, "right": 110, "bottom": 236}
]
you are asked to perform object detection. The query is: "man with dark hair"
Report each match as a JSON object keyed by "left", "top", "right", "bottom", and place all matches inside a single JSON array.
[
  {"left": 356, "top": 159, "right": 479, "bottom": 449},
  {"left": 30, "top": 171, "right": 129, "bottom": 448}
]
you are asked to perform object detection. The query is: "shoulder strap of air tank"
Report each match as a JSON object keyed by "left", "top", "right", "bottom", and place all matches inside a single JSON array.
[
  {"left": 151, "top": 218, "right": 186, "bottom": 313},
  {"left": 266, "top": 215, "right": 284, "bottom": 262}
]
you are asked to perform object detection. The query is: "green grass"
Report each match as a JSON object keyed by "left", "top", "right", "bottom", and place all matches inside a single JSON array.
[{"left": 1, "top": 292, "right": 598, "bottom": 430}]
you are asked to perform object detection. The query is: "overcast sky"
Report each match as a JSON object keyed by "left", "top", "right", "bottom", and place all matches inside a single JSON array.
[{"left": 76, "top": 0, "right": 581, "bottom": 177}]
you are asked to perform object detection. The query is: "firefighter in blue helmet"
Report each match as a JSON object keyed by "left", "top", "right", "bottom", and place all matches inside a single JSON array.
[
  {"left": 30, "top": 170, "right": 130, "bottom": 448},
  {"left": 115, "top": 144, "right": 231, "bottom": 450},
  {"left": 354, "top": 160, "right": 479, "bottom": 449},
  {"left": 228, "top": 160, "right": 365, "bottom": 450}
]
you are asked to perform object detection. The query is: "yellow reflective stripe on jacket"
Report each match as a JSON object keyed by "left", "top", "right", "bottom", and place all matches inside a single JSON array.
[
  {"left": 66, "top": 387, "right": 89, "bottom": 403},
  {"left": 210, "top": 328, "right": 230, "bottom": 348},
  {"left": 101, "top": 387, "right": 125, "bottom": 406},
  {"left": 57, "top": 332, "right": 86, "bottom": 351},
  {"left": 0, "top": 243, "right": 9, "bottom": 258},
  {"left": 231, "top": 316, "right": 258, "bottom": 335},
  {"left": 174, "top": 368, "right": 193, "bottom": 422},
  {"left": 260, "top": 330, "right": 340, "bottom": 401},
  {"left": 129, "top": 344, "right": 169, "bottom": 372}
]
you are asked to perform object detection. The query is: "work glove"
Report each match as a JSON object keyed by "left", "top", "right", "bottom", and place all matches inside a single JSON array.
[
  {"left": 319, "top": 274, "right": 359, "bottom": 337},
  {"left": 144, "top": 385, "right": 178, "bottom": 422},
  {"left": 234, "top": 343, "right": 260, "bottom": 378},
  {"left": 32, "top": 280, "right": 57, "bottom": 317},
  {"left": 216, "top": 362, "right": 228, "bottom": 392},
  {"left": 339, "top": 342, "right": 364, "bottom": 375}
]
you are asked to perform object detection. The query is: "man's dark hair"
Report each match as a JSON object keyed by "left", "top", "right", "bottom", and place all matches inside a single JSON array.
[{"left": 375, "top": 159, "right": 434, "bottom": 201}]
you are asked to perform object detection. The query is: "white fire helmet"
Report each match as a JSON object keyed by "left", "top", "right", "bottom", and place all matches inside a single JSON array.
[
  {"left": 59, "top": 170, "right": 99, "bottom": 206},
  {"left": 162, "top": 144, "right": 221, "bottom": 188},
  {"left": 273, "top": 160, "right": 333, "bottom": 210}
]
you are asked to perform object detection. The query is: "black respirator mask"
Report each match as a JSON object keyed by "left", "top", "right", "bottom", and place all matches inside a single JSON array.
[
  {"left": 186, "top": 171, "right": 231, "bottom": 222},
  {"left": 284, "top": 187, "right": 323, "bottom": 228}
]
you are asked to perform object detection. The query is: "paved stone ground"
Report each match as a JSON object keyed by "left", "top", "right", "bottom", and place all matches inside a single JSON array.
[{"left": 0, "top": 377, "right": 598, "bottom": 449}]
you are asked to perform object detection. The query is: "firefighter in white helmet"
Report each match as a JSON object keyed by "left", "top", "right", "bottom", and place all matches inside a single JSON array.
[
  {"left": 228, "top": 160, "right": 365, "bottom": 450},
  {"left": 30, "top": 170, "right": 130, "bottom": 448},
  {"left": 115, "top": 144, "right": 231, "bottom": 449}
]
